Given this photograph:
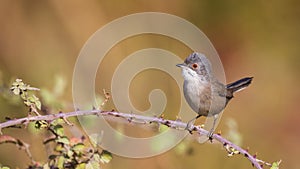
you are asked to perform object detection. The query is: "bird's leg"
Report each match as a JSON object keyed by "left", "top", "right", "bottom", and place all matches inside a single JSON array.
[
  {"left": 208, "top": 114, "right": 219, "bottom": 141},
  {"left": 185, "top": 114, "right": 201, "bottom": 134}
]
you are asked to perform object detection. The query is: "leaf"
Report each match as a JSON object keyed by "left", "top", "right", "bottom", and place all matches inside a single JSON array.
[
  {"left": 99, "top": 150, "right": 112, "bottom": 164},
  {"left": 57, "top": 156, "right": 65, "bottom": 169},
  {"left": 75, "top": 163, "right": 86, "bottom": 169},
  {"left": 55, "top": 144, "right": 64, "bottom": 152},
  {"left": 10, "top": 79, "right": 26, "bottom": 95},
  {"left": 12, "top": 88, "right": 20, "bottom": 95},
  {"left": 270, "top": 160, "right": 281, "bottom": 169},
  {"left": 67, "top": 150, "right": 74, "bottom": 158},
  {"left": 53, "top": 124, "right": 64, "bottom": 137},
  {"left": 56, "top": 136, "right": 70, "bottom": 145},
  {"left": 35, "top": 99, "right": 41, "bottom": 110},
  {"left": 27, "top": 95, "right": 41, "bottom": 110},
  {"left": 35, "top": 120, "right": 49, "bottom": 129},
  {"left": 72, "top": 143, "right": 85, "bottom": 155}
]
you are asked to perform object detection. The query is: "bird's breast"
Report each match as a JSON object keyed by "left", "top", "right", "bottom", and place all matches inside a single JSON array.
[{"left": 183, "top": 79, "right": 206, "bottom": 113}]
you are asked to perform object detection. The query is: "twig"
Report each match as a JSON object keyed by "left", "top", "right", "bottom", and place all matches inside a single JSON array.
[{"left": 0, "top": 135, "right": 35, "bottom": 164}]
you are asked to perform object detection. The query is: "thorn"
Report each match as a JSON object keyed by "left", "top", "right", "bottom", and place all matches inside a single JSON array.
[
  {"left": 217, "top": 130, "right": 222, "bottom": 135},
  {"left": 159, "top": 114, "right": 164, "bottom": 119},
  {"left": 127, "top": 116, "right": 133, "bottom": 123},
  {"left": 5, "top": 117, "right": 12, "bottom": 120},
  {"left": 175, "top": 116, "right": 182, "bottom": 121},
  {"left": 253, "top": 152, "right": 257, "bottom": 159}
]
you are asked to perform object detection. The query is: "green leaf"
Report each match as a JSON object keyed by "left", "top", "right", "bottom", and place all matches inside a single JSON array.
[
  {"left": 75, "top": 163, "right": 86, "bottom": 169},
  {"left": 55, "top": 144, "right": 64, "bottom": 152},
  {"left": 67, "top": 150, "right": 74, "bottom": 158},
  {"left": 34, "top": 98, "right": 42, "bottom": 110},
  {"left": 26, "top": 95, "right": 41, "bottom": 110},
  {"left": 72, "top": 143, "right": 85, "bottom": 155},
  {"left": 53, "top": 124, "right": 64, "bottom": 137},
  {"left": 36, "top": 100, "right": 41, "bottom": 110},
  {"left": 57, "top": 156, "right": 65, "bottom": 169},
  {"left": 159, "top": 124, "right": 169, "bottom": 133},
  {"left": 10, "top": 79, "right": 26, "bottom": 96},
  {"left": 100, "top": 150, "right": 112, "bottom": 164},
  {"left": 35, "top": 120, "right": 49, "bottom": 129},
  {"left": 56, "top": 136, "right": 70, "bottom": 145},
  {"left": 93, "top": 153, "right": 101, "bottom": 163},
  {"left": 270, "top": 160, "right": 281, "bottom": 169},
  {"left": 12, "top": 88, "right": 20, "bottom": 95}
]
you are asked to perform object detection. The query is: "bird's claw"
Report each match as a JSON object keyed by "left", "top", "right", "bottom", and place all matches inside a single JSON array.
[
  {"left": 208, "top": 130, "right": 214, "bottom": 142},
  {"left": 185, "top": 122, "right": 194, "bottom": 134}
]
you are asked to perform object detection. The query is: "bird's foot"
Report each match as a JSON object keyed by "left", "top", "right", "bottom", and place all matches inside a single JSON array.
[
  {"left": 207, "top": 129, "right": 214, "bottom": 142},
  {"left": 185, "top": 122, "right": 194, "bottom": 134}
]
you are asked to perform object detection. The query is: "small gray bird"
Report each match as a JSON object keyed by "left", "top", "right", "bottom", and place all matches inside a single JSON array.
[{"left": 176, "top": 52, "right": 252, "bottom": 137}]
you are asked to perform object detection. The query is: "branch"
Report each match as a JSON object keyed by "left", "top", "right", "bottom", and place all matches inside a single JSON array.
[{"left": 0, "top": 110, "right": 266, "bottom": 169}]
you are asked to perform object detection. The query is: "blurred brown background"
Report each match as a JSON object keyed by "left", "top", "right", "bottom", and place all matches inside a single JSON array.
[{"left": 0, "top": 0, "right": 299, "bottom": 169}]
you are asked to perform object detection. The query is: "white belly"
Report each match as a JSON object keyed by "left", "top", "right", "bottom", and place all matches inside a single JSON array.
[{"left": 183, "top": 79, "right": 206, "bottom": 113}]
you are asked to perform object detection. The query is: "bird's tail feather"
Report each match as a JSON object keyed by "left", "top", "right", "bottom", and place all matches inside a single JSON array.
[{"left": 226, "top": 77, "right": 253, "bottom": 94}]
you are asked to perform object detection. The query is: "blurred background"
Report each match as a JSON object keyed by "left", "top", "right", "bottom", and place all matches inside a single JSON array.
[{"left": 0, "top": 0, "right": 299, "bottom": 168}]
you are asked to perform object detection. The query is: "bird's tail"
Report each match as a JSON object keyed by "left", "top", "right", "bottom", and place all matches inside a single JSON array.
[{"left": 226, "top": 77, "right": 253, "bottom": 94}]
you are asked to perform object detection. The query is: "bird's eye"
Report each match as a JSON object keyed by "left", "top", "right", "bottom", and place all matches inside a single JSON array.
[{"left": 192, "top": 63, "right": 198, "bottom": 69}]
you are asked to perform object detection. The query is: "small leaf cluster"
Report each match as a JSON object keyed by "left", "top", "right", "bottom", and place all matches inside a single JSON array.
[
  {"left": 31, "top": 120, "right": 112, "bottom": 169},
  {"left": 10, "top": 79, "right": 41, "bottom": 115}
]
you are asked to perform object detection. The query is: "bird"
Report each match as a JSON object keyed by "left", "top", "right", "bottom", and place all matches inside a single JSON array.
[{"left": 176, "top": 52, "right": 253, "bottom": 138}]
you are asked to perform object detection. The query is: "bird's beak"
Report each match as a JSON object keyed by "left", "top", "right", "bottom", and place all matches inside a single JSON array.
[{"left": 176, "top": 63, "right": 186, "bottom": 68}]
